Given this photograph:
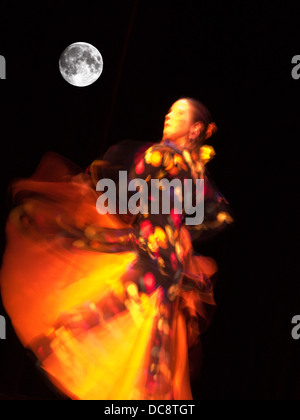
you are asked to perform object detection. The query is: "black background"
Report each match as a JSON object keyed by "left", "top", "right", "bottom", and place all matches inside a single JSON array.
[{"left": 0, "top": 1, "right": 299, "bottom": 400}]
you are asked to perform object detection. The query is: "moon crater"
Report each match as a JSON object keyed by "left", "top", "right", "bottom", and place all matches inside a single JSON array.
[{"left": 59, "top": 42, "right": 103, "bottom": 87}]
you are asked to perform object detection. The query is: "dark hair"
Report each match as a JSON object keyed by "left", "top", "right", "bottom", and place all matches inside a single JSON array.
[{"left": 181, "top": 97, "right": 217, "bottom": 146}]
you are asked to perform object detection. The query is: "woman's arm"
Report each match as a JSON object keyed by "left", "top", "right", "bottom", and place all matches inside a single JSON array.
[{"left": 186, "top": 170, "right": 234, "bottom": 243}]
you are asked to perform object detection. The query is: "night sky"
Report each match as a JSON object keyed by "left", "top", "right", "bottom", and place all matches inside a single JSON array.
[{"left": 0, "top": 1, "right": 299, "bottom": 400}]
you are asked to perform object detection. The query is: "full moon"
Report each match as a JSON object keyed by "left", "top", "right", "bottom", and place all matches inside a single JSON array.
[{"left": 59, "top": 42, "right": 103, "bottom": 87}]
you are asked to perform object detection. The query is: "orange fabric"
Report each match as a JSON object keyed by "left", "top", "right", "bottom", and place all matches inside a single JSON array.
[
  {"left": 1, "top": 221, "right": 194, "bottom": 399},
  {"left": 0, "top": 149, "right": 218, "bottom": 400}
]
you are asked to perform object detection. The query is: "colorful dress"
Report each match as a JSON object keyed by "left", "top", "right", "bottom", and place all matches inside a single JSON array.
[{"left": 0, "top": 140, "right": 232, "bottom": 400}]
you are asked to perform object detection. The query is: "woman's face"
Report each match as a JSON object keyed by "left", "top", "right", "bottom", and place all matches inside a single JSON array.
[{"left": 162, "top": 99, "right": 195, "bottom": 144}]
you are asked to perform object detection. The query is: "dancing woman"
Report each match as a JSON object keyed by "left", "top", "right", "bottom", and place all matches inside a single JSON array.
[{"left": 0, "top": 97, "right": 232, "bottom": 399}]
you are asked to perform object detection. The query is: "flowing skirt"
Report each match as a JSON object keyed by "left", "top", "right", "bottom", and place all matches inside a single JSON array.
[{"left": 0, "top": 151, "right": 216, "bottom": 400}]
